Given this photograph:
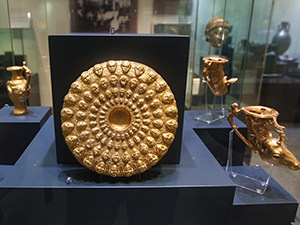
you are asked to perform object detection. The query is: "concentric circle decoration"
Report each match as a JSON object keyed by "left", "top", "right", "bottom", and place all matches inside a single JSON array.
[{"left": 61, "top": 60, "right": 178, "bottom": 177}]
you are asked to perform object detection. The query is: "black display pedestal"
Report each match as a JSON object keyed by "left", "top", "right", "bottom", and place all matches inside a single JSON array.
[
  {"left": 231, "top": 166, "right": 298, "bottom": 225},
  {"left": 0, "top": 106, "right": 51, "bottom": 164},
  {"left": 0, "top": 115, "right": 235, "bottom": 225},
  {"left": 186, "top": 110, "right": 248, "bottom": 166},
  {"left": 0, "top": 112, "right": 297, "bottom": 225}
]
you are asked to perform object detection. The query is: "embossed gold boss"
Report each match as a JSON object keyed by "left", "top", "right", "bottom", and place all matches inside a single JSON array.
[{"left": 61, "top": 60, "right": 178, "bottom": 177}]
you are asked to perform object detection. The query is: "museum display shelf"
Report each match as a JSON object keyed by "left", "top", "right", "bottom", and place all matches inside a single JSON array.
[
  {"left": 0, "top": 115, "right": 235, "bottom": 225},
  {"left": 0, "top": 111, "right": 297, "bottom": 225},
  {"left": 0, "top": 106, "right": 51, "bottom": 164},
  {"left": 231, "top": 166, "right": 298, "bottom": 225},
  {"left": 186, "top": 110, "right": 248, "bottom": 166}
]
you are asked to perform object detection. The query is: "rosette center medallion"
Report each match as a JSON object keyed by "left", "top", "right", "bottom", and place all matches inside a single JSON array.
[{"left": 108, "top": 107, "right": 132, "bottom": 131}]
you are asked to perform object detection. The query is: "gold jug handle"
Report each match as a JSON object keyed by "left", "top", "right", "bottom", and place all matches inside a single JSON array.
[
  {"left": 22, "top": 61, "right": 31, "bottom": 89},
  {"left": 227, "top": 103, "right": 254, "bottom": 149}
]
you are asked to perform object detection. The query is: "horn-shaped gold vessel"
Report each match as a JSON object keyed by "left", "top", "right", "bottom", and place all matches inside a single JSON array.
[
  {"left": 228, "top": 103, "right": 300, "bottom": 170},
  {"left": 202, "top": 57, "right": 238, "bottom": 96}
]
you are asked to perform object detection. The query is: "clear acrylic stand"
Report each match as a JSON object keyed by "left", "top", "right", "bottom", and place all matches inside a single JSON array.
[
  {"left": 225, "top": 130, "right": 274, "bottom": 195},
  {"left": 194, "top": 83, "right": 225, "bottom": 124}
]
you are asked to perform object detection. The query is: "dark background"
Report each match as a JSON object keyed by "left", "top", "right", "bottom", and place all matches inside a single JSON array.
[{"left": 49, "top": 34, "right": 189, "bottom": 165}]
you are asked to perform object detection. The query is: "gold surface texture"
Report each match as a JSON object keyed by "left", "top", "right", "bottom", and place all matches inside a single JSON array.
[
  {"left": 205, "top": 17, "right": 231, "bottom": 48},
  {"left": 6, "top": 61, "right": 31, "bottom": 115},
  {"left": 61, "top": 60, "right": 178, "bottom": 177},
  {"left": 228, "top": 103, "right": 300, "bottom": 170},
  {"left": 203, "top": 57, "right": 238, "bottom": 96}
]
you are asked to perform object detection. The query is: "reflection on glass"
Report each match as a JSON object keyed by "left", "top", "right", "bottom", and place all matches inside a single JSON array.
[{"left": 205, "top": 17, "right": 231, "bottom": 48}]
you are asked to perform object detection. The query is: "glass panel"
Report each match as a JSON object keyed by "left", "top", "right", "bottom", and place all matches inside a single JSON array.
[
  {"left": 240, "top": 0, "right": 273, "bottom": 106},
  {"left": 190, "top": 0, "right": 274, "bottom": 111},
  {"left": 222, "top": 0, "right": 254, "bottom": 105},
  {"left": 0, "top": 0, "right": 14, "bottom": 107},
  {"left": 252, "top": 1, "right": 300, "bottom": 219},
  {"left": 193, "top": 0, "right": 226, "bottom": 77},
  {"left": 191, "top": 0, "right": 229, "bottom": 109},
  {"left": 8, "top": 0, "right": 49, "bottom": 106},
  {"left": 6, "top": 0, "right": 197, "bottom": 107}
]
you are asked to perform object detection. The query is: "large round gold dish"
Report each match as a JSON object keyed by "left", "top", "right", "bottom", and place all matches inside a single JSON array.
[{"left": 61, "top": 60, "right": 178, "bottom": 177}]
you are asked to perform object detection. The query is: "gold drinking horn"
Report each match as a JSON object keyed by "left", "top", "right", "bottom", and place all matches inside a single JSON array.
[
  {"left": 6, "top": 61, "right": 31, "bottom": 115},
  {"left": 202, "top": 57, "right": 238, "bottom": 96},
  {"left": 61, "top": 60, "right": 178, "bottom": 177},
  {"left": 227, "top": 103, "right": 300, "bottom": 170}
]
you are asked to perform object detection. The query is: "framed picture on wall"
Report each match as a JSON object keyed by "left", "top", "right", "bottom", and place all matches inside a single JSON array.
[
  {"left": 153, "top": 23, "right": 191, "bottom": 36},
  {"left": 70, "top": 0, "right": 137, "bottom": 33},
  {"left": 153, "top": 0, "right": 193, "bottom": 15}
]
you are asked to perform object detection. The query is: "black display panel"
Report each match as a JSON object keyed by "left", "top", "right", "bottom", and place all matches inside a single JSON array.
[{"left": 49, "top": 34, "right": 189, "bottom": 164}]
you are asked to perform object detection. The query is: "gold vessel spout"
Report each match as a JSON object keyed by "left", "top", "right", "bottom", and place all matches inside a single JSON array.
[
  {"left": 202, "top": 57, "right": 238, "bottom": 96},
  {"left": 228, "top": 103, "right": 300, "bottom": 170},
  {"left": 6, "top": 61, "right": 31, "bottom": 115}
]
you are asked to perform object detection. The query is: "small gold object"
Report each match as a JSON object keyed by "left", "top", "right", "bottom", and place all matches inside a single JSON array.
[
  {"left": 228, "top": 103, "right": 300, "bottom": 170},
  {"left": 6, "top": 61, "right": 31, "bottom": 115},
  {"left": 202, "top": 57, "right": 238, "bottom": 96},
  {"left": 205, "top": 17, "right": 231, "bottom": 48},
  {"left": 61, "top": 60, "right": 178, "bottom": 177}
]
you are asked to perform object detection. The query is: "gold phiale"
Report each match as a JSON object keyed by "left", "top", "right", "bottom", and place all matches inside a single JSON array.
[
  {"left": 202, "top": 57, "right": 238, "bottom": 96},
  {"left": 6, "top": 61, "right": 31, "bottom": 115},
  {"left": 61, "top": 60, "right": 178, "bottom": 177},
  {"left": 228, "top": 103, "right": 300, "bottom": 170}
]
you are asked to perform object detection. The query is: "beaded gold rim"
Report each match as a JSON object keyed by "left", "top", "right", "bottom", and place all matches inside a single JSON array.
[{"left": 61, "top": 60, "right": 178, "bottom": 177}]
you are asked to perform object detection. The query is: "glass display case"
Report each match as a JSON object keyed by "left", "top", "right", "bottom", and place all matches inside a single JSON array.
[
  {"left": 0, "top": 0, "right": 14, "bottom": 107},
  {"left": 189, "top": 0, "right": 274, "bottom": 110},
  {"left": 1, "top": 0, "right": 300, "bottom": 224},
  {"left": 0, "top": 0, "right": 40, "bottom": 107}
]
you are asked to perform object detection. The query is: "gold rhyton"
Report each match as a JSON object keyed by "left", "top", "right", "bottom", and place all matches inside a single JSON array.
[
  {"left": 228, "top": 103, "right": 300, "bottom": 170},
  {"left": 6, "top": 61, "right": 31, "bottom": 115},
  {"left": 61, "top": 60, "right": 178, "bottom": 177},
  {"left": 202, "top": 57, "right": 238, "bottom": 96}
]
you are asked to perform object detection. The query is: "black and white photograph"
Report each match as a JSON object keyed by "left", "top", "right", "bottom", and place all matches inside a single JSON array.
[{"left": 70, "top": 0, "right": 137, "bottom": 33}]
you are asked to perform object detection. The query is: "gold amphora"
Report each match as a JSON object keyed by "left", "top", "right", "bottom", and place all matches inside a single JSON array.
[
  {"left": 227, "top": 103, "right": 300, "bottom": 170},
  {"left": 6, "top": 61, "right": 31, "bottom": 115},
  {"left": 202, "top": 57, "right": 238, "bottom": 96}
]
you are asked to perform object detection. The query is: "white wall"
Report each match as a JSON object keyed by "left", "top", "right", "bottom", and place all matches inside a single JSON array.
[
  {"left": 6, "top": 0, "right": 189, "bottom": 107},
  {"left": 0, "top": 0, "right": 10, "bottom": 29}
]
